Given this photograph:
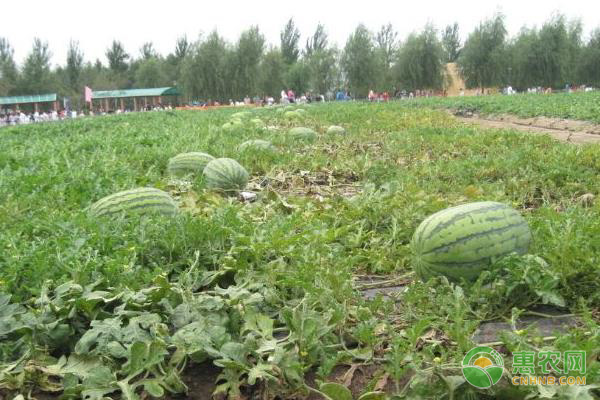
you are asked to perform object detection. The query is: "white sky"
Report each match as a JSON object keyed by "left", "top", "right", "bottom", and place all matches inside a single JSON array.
[{"left": 4, "top": 0, "right": 599, "bottom": 66}]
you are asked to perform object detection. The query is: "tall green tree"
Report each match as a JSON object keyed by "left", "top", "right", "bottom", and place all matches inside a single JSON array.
[
  {"left": 342, "top": 24, "right": 377, "bottom": 97},
  {"left": 135, "top": 58, "right": 166, "bottom": 88},
  {"left": 260, "top": 47, "right": 286, "bottom": 97},
  {"left": 20, "top": 38, "right": 54, "bottom": 94},
  {"left": 578, "top": 29, "right": 600, "bottom": 87},
  {"left": 0, "top": 38, "right": 18, "bottom": 96},
  {"left": 280, "top": 18, "right": 301, "bottom": 64},
  {"left": 394, "top": 24, "right": 445, "bottom": 91},
  {"left": 106, "top": 40, "right": 129, "bottom": 73},
  {"left": 233, "top": 26, "right": 265, "bottom": 99},
  {"left": 307, "top": 47, "right": 338, "bottom": 95},
  {"left": 66, "top": 40, "right": 84, "bottom": 90},
  {"left": 442, "top": 23, "right": 461, "bottom": 62},
  {"left": 174, "top": 36, "right": 189, "bottom": 60},
  {"left": 375, "top": 23, "right": 398, "bottom": 90},
  {"left": 286, "top": 60, "right": 310, "bottom": 94},
  {"left": 182, "top": 31, "right": 230, "bottom": 101},
  {"left": 305, "top": 24, "right": 328, "bottom": 57},
  {"left": 458, "top": 14, "right": 507, "bottom": 90},
  {"left": 140, "top": 42, "right": 158, "bottom": 60},
  {"left": 507, "top": 27, "right": 539, "bottom": 88}
]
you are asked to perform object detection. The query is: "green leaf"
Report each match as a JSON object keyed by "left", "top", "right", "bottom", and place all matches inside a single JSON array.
[
  {"left": 557, "top": 384, "right": 600, "bottom": 400},
  {"left": 144, "top": 380, "right": 165, "bottom": 398},
  {"left": 247, "top": 363, "right": 277, "bottom": 385},
  {"left": 319, "top": 382, "right": 353, "bottom": 400},
  {"left": 358, "top": 392, "right": 387, "bottom": 400}
]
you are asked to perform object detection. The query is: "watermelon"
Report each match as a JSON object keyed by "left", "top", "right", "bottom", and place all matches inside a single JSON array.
[
  {"left": 231, "top": 111, "right": 251, "bottom": 120},
  {"left": 284, "top": 110, "right": 300, "bottom": 119},
  {"left": 167, "top": 152, "right": 215, "bottom": 176},
  {"left": 90, "top": 188, "right": 177, "bottom": 217},
  {"left": 222, "top": 119, "right": 243, "bottom": 131},
  {"left": 411, "top": 201, "right": 531, "bottom": 282},
  {"left": 203, "top": 158, "right": 249, "bottom": 192},
  {"left": 250, "top": 118, "right": 265, "bottom": 128},
  {"left": 327, "top": 125, "right": 346, "bottom": 134},
  {"left": 238, "top": 139, "right": 277, "bottom": 152},
  {"left": 288, "top": 127, "right": 317, "bottom": 141}
]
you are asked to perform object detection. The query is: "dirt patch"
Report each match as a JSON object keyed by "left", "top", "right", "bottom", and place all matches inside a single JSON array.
[
  {"left": 452, "top": 111, "right": 600, "bottom": 144},
  {"left": 251, "top": 169, "right": 362, "bottom": 199}
]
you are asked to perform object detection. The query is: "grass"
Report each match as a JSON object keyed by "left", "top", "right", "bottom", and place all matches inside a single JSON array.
[
  {"left": 0, "top": 102, "right": 598, "bottom": 399},
  {"left": 407, "top": 90, "right": 600, "bottom": 123}
]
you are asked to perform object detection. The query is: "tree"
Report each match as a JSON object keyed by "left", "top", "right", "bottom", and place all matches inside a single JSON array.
[
  {"left": 66, "top": 40, "right": 84, "bottom": 90},
  {"left": 305, "top": 24, "right": 328, "bottom": 57},
  {"left": 286, "top": 61, "right": 311, "bottom": 94},
  {"left": 442, "top": 23, "right": 461, "bottom": 62},
  {"left": 394, "top": 24, "right": 445, "bottom": 91},
  {"left": 307, "top": 47, "right": 338, "bottom": 95},
  {"left": 342, "top": 24, "right": 377, "bottom": 97},
  {"left": 20, "top": 38, "right": 54, "bottom": 94},
  {"left": 174, "top": 36, "right": 189, "bottom": 60},
  {"left": 0, "top": 38, "right": 18, "bottom": 96},
  {"left": 182, "top": 31, "right": 230, "bottom": 101},
  {"left": 458, "top": 14, "right": 507, "bottom": 90},
  {"left": 140, "top": 42, "right": 158, "bottom": 60},
  {"left": 578, "top": 29, "right": 600, "bottom": 86},
  {"left": 135, "top": 58, "right": 166, "bottom": 88},
  {"left": 260, "top": 47, "right": 286, "bottom": 97},
  {"left": 375, "top": 23, "right": 398, "bottom": 90},
  {"left": 106, "top": 40, "right": 129, "bottom": 73},
  {"left": 280, "top": 18, "right": 301, "bottom": 64},
  {"left": 233, "top": 26, "right": 265, "bottom": 99}
]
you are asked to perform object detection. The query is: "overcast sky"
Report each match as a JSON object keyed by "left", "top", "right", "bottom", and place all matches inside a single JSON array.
[{"left": 4, "top": 0, "right": 599, "bottom": 66}]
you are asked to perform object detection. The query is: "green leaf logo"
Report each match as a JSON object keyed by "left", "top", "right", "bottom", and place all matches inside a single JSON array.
[{"left": 462, "top": 346, "right": 504, "bottom": 389}]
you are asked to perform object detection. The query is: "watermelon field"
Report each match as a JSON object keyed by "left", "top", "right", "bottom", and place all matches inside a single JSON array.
[
  {"left": 409, "top": 91, "right": 600, "bottom": 123},
  {"left": 1, "top": 100, "right": 599, "bottom": 399}
]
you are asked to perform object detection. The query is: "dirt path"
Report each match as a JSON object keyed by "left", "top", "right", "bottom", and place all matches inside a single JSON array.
[{"left": 453, "top": 114, "right": 600, "bottom": 145}]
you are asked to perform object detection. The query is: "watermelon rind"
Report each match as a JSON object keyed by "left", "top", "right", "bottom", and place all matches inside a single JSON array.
[
  {"left": 167, "top": 152, "right": 215, "bottom": 176},
  {"left": 411, "top": 201, "right": 531, "bottom": 281},
  {"left": 203, "top": 158, "right": 249, "bottom": 192},
  {"left": 90, "top": 187, "right": 178, "bottom": 217}
]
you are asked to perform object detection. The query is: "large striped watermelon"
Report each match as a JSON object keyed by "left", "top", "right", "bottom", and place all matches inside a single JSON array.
[
  {"left": 411, "top": 201, "right": 531, "bottom": 282},
  {"left": 90, "top": 188, "right": 177, "bottom": 217},
  {"left": 167, "top": 152, "right": 215, "bottom": 176},
  {"left": 203, "top": 158, "right": 249, "bottom": 192}
]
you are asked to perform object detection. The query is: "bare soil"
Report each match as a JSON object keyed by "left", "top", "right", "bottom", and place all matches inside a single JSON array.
[{"left": 452, "top": 112, "right": 600, "bottom": 144}]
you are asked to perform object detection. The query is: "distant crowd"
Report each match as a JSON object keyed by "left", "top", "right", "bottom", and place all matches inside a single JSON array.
[{"left": 0, "top": 104, "right": 175, "bottom": 128}]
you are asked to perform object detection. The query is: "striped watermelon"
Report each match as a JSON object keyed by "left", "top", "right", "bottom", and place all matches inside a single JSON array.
[
  {"left": 167, "top": 152, "right": 215, "bottom": 176},
  {"left": 411, "top": 201, "right": 531, "bottom": 282},
  {"left": 90, "top": 188, "right": 177, "bottom": 217},
  {"left": 203, "top": 158, "right": 249, "bottom": 192},
  {"left": 288, "top": 127, "right": 317, "bottom": 141}
]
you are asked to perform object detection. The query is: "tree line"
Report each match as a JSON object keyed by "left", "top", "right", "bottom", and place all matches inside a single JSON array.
[{"left": 1, "top": 13, "right": 600, "bottom": 108}]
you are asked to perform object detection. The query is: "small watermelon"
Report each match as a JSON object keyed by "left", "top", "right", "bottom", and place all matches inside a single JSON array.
[
  {"left": 167, "top": 152, "right": 215, "bottom": 176},
  {"left": 411, "top": 201, "right": 531, "bottom": 282},
  {"left": 231, "top": 111, "right": 251, "bottom": 120},
  {"left": 288, "top": 127, "right": 317, "bottom": 141},
  {"left": 327, "top": 125, "right": 345, "bottom": 134},
  {"left": 90, "top": 188, "right": 177, "bottom": 217},
  {"left": 203, "top": 158, "right": 249, "bottom": 192}
]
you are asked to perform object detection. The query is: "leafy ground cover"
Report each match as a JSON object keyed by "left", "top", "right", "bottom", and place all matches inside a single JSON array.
[
  {"left": 0, "top": 103, "right": 599, "bottom": 399},
  {"left": 407, "top": 91, "right": 600, "bottom": 123}
]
